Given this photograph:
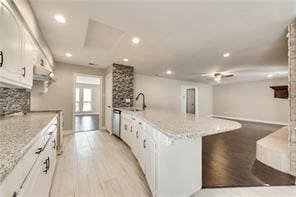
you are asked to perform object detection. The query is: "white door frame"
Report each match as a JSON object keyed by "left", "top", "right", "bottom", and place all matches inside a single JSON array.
[
  {"left": 73, "top": 73, "right": 104, "bottom": 132},
  {"left": 181, "top": 85, "right": 199, "bottom": 115}
]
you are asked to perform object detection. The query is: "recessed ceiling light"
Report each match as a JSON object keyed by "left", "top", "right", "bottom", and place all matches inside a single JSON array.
[
  {"left": 267, "top": 74, "right": 273, "bottom": 78},
  {"left": 54, "top": 14, "right": 66, "bottom": 23},
  {"left": 223, "top": 53, "right": 230, "bottom": 57},
  {"left": 132, "top": 37, "right": 140, "bottom": 44},
  {"left": 166, "top": 70, "right": 173, "bottom": 75},
  {"left": 123, "top": 58, "right": 129, "bottom": 62},
  {"left": 65, "top": 52, "right": 72, "bottom": 57}
]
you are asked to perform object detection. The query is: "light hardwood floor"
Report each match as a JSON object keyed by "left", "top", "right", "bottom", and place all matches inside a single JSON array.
[
  {"left": 50, "top": 130, "right": 151, "bottom": 197},
  {"left": 51, "top": 130, "right": 296, "bottom": 197}
]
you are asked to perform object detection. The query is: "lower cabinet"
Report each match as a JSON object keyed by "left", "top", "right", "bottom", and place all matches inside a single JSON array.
[
  {"left": 20, "top": 132, "right": 57, "bottom": 197},
  {"left": 121, "top": 113, "right": 156, "bottom": 196},
  {"left": 120, "top": 112, "right": 202, "bottom": 197},
  {"left": 0, "top": 119, "right": 58, "bottom": 197},
  {"left": 143, "top": 133, "right": 156, "bottom": 195}
]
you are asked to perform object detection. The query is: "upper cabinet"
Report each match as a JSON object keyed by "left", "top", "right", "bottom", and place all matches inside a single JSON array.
[
  {"left": 0, "top": 0, "right": 23, "bottom": 86},
  {"left": 0, "top": 0, "right": 51, "bottom": 89}
]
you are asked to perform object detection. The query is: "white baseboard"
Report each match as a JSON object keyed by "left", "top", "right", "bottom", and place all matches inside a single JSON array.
[{"left": 212, "top": 115, "right": 288, "bottom": 126}]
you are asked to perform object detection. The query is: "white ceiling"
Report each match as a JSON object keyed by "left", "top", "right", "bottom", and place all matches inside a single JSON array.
[{"left": 29, "top": 1, "right": 296, "bottom": 84}]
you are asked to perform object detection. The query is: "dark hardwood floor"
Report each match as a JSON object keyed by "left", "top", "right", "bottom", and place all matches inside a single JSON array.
[
  {"left": 75, "top": 115, "right": 99, "bottom": 132},
  {"left": 202, "top": 120, "right": 296, "bottom": 188}
]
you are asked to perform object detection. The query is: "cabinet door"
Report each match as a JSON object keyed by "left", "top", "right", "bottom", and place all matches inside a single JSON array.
[
  {"left": 0, "top": 1, "right": 22, "bottom": 81},
  {"left": 120, "top": 117, "right": 129, "bottom": 143},
  {"left": 144, "top": 136, "right": 156, "bottom": 195},
  {"left": 20, "top": 30, "right": 35, "bottom": 87},
  {"left": 138, "top": 130, "right": 146, "bottom": 172},
  {"left": 20, "top": 134, "right": 56, "bottom": 197}
]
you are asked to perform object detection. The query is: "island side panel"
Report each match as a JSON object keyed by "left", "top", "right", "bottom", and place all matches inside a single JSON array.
[{"left": 156, "top": 132, "right": 202, "bottom": 197}]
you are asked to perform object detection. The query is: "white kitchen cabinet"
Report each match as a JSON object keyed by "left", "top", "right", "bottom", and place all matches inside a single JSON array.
[
  {"left": 143, "top": 129, "right": 156, "bottom": 196},
  {"left": 120, "top": 116, "right": 131, "bottom": 145},
  {"left": 0, "top": 0, "right": 22, "bottom": 86},
  {"left": 0, "top": 117, "right": 58, "bottom": 197},
  {"left": 19, "top": 30, "right": 35, "bottom": 87},
  {"left": 19, "top": 128, "right": 57, "bottom": 197},
  {"left": 0, "top": 0, "right": 48, "bottom": 89},
  {"left": 120, "top": 111, "right": 202, "bottom": 197}
]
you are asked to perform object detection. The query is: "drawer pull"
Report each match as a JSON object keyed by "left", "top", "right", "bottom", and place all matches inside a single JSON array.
[
  {"left": 21, "top": 67, "right": 26, "bottom": 77},
  {"left": 0, "top": 51, "right": 3, "bottom": 67},
  {"left": 138, "top": 122, "right": 142, "bottom": 125},
  {"left": 136, "top": 131, "right": 139, "bottom": 139},
  {"left": 43, "top": 157, "right": 50, "bottom": 174},
  {"left": 124, "top": 124, "right": 127, "bottom": 131},
  {"left": 143, "top": 139, "right": 146, "bottom": 149},
  {"left": 35, "top": 147, "right": 43, "bottom": 154},
  {"left": 52, "top": 139, "right": 56, "bottom": 149}
]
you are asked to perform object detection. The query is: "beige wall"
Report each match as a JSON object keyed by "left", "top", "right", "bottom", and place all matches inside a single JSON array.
[
  {"left": 31, "top": 62, "right": 106, "bottom": 130},
  {"left": 134, "top": 74, "right": 213, "bottom": 116},
  {"left": 213, "top": 78, "right": 289, "bottom": 124}
]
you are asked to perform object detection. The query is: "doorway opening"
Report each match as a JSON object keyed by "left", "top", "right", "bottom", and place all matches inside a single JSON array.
[
  {"left": 186, "top": 88, "right": 196, "bottom": 114},
  {"left": 181, "top": 86, "right": 198, "bottom": 115},
  {"left": 73, "top": 74, "right": 102, "bottom": 132}
]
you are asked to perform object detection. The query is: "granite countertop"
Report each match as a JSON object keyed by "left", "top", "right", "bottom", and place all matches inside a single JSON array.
[
  {"left": 118, "top": 108, "right": 242, "bottom": 139},
  {"left": 0, "top": 112, "right": 58, "bottom": 184}
]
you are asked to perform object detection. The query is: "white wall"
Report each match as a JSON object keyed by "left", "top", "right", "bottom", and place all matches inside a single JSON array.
[
  {"left": 213, "top": 78, "right": 289, "bottom": 124},
  {"left": 134, "top": 74, "right": 213, "bottom": 116},
  {"left": 31, "top": 62, "right": 105, "bottom": 130}
]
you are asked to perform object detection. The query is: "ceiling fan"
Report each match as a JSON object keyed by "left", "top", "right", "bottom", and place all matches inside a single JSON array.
[{"left": 212, "top": 73, "right": 234, "bottom": 83}]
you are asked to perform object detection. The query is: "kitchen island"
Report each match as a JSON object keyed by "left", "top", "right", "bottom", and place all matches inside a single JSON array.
[{"left": 116, "top": 108, "right": 241, "bottom": 197}]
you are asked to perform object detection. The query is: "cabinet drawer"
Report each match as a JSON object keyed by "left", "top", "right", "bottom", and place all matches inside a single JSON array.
[
  {"left": 22, "top": 134, "right": 49, "bottom": 181},
  {"left": 19, "top": 132, "right": 57, "bottom": 197}
]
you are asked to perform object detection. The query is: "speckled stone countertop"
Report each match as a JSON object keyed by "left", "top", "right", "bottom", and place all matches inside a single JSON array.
[
  {"left": 0, "top": 112, "right": 57, "bottom": 184},
  {"left": 118, "top": 108, "right": 241, "bottom": 139}
]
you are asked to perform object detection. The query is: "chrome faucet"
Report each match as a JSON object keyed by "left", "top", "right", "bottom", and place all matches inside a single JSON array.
[{"left": 136, "top": 93, "right": 147, "bottom": 110}]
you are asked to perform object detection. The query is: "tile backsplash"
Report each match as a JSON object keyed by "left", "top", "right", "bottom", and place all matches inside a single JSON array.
[
  {"left": 112, "top": 64, "right": 134, "bottom": 107},
  {"left": 0, "top": 87, "right": 30, "bottom": 116}
]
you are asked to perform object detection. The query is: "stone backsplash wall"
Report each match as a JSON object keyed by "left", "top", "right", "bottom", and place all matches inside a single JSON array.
[
  {"left": 112, "top": 64, "right": 134, "bottom": 107},
  {"left": 288, "top": 23, "right": 296, "bottom": 176},
  {"left": 0, "top": 88, "right": 30, "bottom": 116}
]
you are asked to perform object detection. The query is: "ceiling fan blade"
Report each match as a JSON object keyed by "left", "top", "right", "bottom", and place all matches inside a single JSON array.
[{"left": 223, "top": 74, "right": 234, "bottom": 78}]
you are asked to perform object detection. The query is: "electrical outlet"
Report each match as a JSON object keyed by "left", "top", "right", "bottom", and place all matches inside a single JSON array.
[{"left": 126, "top": 99, "right": 131, "bottom": 103}]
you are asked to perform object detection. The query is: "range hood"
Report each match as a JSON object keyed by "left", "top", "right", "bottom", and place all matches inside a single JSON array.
[{"left": 33, "top": 66, "right": 56, "bottom": 81}]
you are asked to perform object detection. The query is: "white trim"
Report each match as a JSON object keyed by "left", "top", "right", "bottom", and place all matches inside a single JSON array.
[
  {"left": 212, "top": 115, "right": 288, "bottom": 125},
  {"left": 73, "top": 73, "right": 104, "bottom": 132}
]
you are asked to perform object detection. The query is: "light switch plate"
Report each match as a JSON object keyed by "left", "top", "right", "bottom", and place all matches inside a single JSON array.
[{"left": 126, "top": 99, "right": 131, "bottom": 103}]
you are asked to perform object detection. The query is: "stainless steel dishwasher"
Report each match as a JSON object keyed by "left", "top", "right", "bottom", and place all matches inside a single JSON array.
[{"left": 112, "top": 109, "right": 121, "bottom": 137}]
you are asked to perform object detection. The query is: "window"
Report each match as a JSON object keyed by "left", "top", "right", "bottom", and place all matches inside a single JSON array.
[
  {"left": 83, "top": 88, "right": 92, "bottom": 112},
  {"left": 75, "top": 88, "right": 80, "bottom": 112}
]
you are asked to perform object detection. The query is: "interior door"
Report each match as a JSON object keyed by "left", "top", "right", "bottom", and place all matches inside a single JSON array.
[
  {"left": 105, "top": 72, "right": 112, "bottom": 132},
  {"left": 186, "top": 88, "right": 195, "bottom": 114}
]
